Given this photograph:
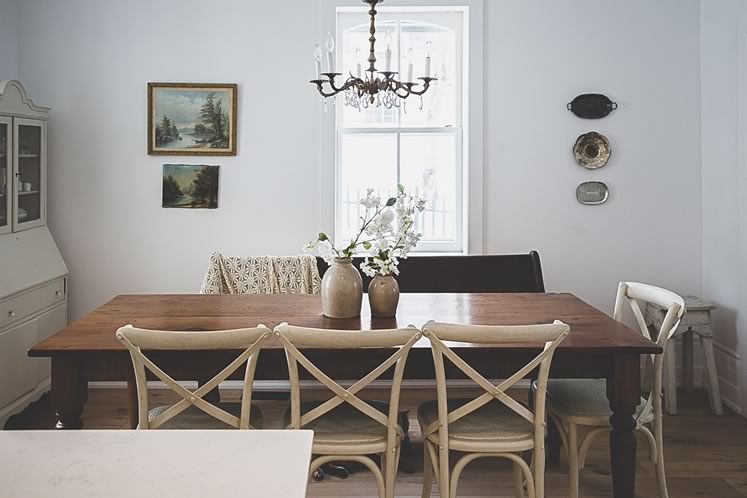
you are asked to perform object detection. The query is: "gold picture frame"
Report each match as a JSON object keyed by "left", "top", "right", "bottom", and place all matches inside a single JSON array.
[{"left": 148, "top": 82, "right": 237, "bottom": 156}]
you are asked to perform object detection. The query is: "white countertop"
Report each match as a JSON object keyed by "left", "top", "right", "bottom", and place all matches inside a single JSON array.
[{"left": 0, "top": 429, "right": 313, "bottom": 498}]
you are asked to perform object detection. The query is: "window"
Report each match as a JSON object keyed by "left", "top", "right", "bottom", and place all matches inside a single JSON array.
[{"left": 334, "top": 7, "right": 468, "bottom": 253}]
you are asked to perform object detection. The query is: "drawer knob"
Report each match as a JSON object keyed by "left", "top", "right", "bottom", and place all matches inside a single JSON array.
[
  {"left": 8, "top": 310, "right": 15, "bottom": 317},
  {"left": 55, "top": 291, "right": 62, "bottom": 296}
]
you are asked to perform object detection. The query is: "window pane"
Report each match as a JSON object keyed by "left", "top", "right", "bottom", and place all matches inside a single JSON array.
[
  {"left": 400, "top": 22, "right": 458, "bottom": 128},
  {"left": 339, "top": 134, "right": 398, "bottom": 243},
  {"left": 400, "top": 133, "right": 458, "bottom": 242}
]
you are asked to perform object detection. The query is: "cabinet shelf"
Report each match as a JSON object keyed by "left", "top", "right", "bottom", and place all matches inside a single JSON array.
[
  {"left": 18, "top": 155, "right": 39, "bottom": 159},
  {"left": 18, "top": 191, "right": 39, "bottom": 196}
]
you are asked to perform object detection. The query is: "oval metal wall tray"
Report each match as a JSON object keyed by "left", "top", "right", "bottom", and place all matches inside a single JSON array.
[
  {"left": 577, "top": 181, "right": 609, "bottom": 205},
  {"left": 574, "top": 131, "right": 611, "bottom": 169},
  {"left": 567, "top": 93, "right": 618, "bottom": 119}
]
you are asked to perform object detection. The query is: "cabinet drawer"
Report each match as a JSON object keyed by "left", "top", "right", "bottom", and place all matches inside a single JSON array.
[{"left": 0, "top": 279, "right": 65, "bottom": 329}]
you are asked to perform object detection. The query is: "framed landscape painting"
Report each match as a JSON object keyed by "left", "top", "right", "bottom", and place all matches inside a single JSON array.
[
  {"left": 162, "top": 164, "right": 219, "bottom": 209},
  {"left": 148, "top": 83, "right": 237, "bottom": 155}
]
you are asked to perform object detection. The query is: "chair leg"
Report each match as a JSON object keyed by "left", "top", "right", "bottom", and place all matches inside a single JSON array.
[
  {"left": 383, "top": 445, "right": 400, "bottom": 498},
  {"left": 421, "top": 441, "right": 434, "bottom": 498},
  {"left": 653, "top": 418, "right": 669, "bottom": 498},
  {"left": 513, "top": 460, "right": 525, "bottom": 498},
  {"left": 664, "top": 339, "right": 678, "bottom": 415},
  {"left": 546, "top": 416, "right": 561, "bottom": 465},
  {"left": 438, "top": 443, "right": 449, "bottom": 498},
  {"left": 699, "top": 335, "right": 724, "bottom": 416},
  {"left": 567, "top": 422, "right": 579, "bottom": 498}
]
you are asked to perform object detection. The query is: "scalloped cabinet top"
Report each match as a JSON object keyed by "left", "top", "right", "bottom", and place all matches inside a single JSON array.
[{"left": 0, "top": 80, "right": 50, "bottom": 120}]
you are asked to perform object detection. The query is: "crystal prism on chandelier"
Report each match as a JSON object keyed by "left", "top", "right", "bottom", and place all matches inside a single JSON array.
[{"left": 310, "top": 0, "right": 437, "bottom": 110}]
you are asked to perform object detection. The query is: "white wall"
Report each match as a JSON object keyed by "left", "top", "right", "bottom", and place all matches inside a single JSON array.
[
  {"left": 16, "top": 0, "right": 323, "bottom": 320},
  {"left": 15, "top": 0, "right": 705, "bottom": 358},
  {"left": 0, "top": 0, "right": 18, "bottom": 79},
  {"left": 484, "top": 0, "right": 703, "bottom": 313},
  {"left": 700, "top": 0, "right": 746, "bottom": 413}
]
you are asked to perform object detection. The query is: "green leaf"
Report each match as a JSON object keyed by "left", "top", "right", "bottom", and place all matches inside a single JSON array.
[
  {"left": 386, "top": 197, "right": 397, "bottom": 207},
  {"left": 363, "top": 241, "right": 372, "bottom": 250},
  {"left": 318, "top": 232, "right": 329, "bottom": 241},
  {"left": 397, "top": 184, "right": 405, "bottom": 193}
]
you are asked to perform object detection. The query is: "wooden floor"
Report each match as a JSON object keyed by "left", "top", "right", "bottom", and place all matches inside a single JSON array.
[{"left": 8, "top": 388, "right": 747, "bottom": 497}]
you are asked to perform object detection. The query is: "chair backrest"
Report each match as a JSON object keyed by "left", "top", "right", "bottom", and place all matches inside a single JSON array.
[
  {"left": 316, "top": 252, "right": 545, "bottom": 293},
  {"left": 612, "top": 282, "right": 685, "bottom": 422},
  {"left": 275, "top": 323, "right": 422, "bottom": 450},
  {"left": 116, "top": 325, "right": 272, "bottom": 429},
  {"left": 201, "top": 252, "right": 321, "bottom": 295},
  {"left": 420, "top": 321, "right": 570, "bottom": 450}
]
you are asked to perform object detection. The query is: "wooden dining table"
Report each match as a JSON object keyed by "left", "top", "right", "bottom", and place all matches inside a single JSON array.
[{"left": 29, "top": 292, "right": 661, "bottom": 498}]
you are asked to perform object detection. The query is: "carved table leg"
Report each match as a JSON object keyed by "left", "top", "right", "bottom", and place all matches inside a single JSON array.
[
  {"left": 607, "top": 354, "right": 640, "bottom": 498},
  {"left": 51, "top": 356, "right": 87, "bottom": 430}
]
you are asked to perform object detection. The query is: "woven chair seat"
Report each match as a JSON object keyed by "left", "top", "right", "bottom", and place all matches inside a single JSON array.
[
  {"left": 417, "top": 398, "right": 535, "bottom": 452},
  {"left": 283, "top": 400, "right": 397, "bottom": 450},
  {"left": 148, "top": 403, "right": 263, "bottom": 430},
  {"left": 545, "top": 379, "right": 652, "bottom": 426}
]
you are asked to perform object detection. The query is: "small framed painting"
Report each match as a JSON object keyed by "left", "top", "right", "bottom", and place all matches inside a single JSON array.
[
  {"left": 148, "top": 83, "right": 237, "bottom": 156},
  {"left": 162, "top": 164, "right": 219, "bottom": 209}
]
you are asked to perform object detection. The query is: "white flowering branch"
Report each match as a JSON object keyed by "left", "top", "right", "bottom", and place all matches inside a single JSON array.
[{"left": 304, "top": 185, "right": 426, "bottom": 275}]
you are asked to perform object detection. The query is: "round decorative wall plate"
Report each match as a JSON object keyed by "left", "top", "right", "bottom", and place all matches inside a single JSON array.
[
  {"left": 576, "top": 181, "right": 609, "bottom": 205},
  {"left": 573, "top": 132, "right": 611, "bottom": 169}
]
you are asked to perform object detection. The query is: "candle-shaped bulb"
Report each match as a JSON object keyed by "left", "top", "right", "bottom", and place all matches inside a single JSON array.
[
  {"left": 424, "top": 40, "right": 432, "bottom": 77},
  {"left": 406, "top": 48, "right": 414, "bottom": 82},
  {"left": 355, "top": 48, "right": 362, "bottom": 79},
  {"left": 314, "top": 44, "right": 322, "bottom": 79},
  {"left": 326, "top": 32, "right": 335, "bottom": 53},
  {"left": 325, "top": 32, "right": 335, "bottom": 73},
  {"left": 384, "top": 30, "right": 393, "bottom": 72}
]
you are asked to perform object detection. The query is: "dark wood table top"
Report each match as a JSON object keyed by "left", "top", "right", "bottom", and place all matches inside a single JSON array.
[{"left": 29, "top": 293, "right": 661, "bottom": 356}]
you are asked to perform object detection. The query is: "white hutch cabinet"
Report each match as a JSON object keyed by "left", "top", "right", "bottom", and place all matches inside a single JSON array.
[{"left": 0, "top": 80, "right": 68, "bottom": 427}]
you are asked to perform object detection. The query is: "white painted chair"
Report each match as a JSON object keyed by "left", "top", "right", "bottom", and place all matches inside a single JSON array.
[
  {"left": 116, "top": 325, "right": 272, "bottom": 429},
  {"left": 274, "top": 323, "right": 422, "bottom": 498},
  {"left": 542, "top": 282, "right": 684, "bottom": 498},
  {"left": 419, "top": 320, "right": 571, "bottom": 498}
]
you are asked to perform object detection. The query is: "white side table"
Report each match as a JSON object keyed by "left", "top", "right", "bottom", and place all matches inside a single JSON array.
[{"left": 645, "top": 296, "right": 723, "bottom": 416}]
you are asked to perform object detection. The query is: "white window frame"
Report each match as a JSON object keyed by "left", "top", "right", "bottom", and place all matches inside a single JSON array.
[{"left": 319, "top": 0, "right": 484, "bottom": 255}]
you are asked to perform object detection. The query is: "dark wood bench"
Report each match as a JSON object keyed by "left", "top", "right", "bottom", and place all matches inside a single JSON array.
[{"left": 317, "top": 252, "right": 545, "bottom": 293}]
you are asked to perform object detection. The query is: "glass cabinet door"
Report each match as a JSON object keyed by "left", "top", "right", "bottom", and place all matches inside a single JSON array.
[
  {"left": 0, "top": 117, "right": 10, "bottom": 234},
  {"left": 13, "top": 118, "right": 45, "bottom": 231}
]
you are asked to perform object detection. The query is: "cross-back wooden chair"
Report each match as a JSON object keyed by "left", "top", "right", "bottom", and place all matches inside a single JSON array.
[
  {"left": 274, "top": 323, "right": 422, "bottom": 498},
  {"left": 116, "top": 325, "right": 272, "bottom": 430},
  {"left": 419, "top": 320, "right": 570, "bottom": 498},
  {"left": 542, "top": 282, "right": 684, "bottom": 498}
]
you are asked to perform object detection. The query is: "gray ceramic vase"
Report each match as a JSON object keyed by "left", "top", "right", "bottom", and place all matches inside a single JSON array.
[
  {"left": 368, "top": 274, "right": 400, "bottom": 317},
  {"left": 321, "top": 258, "right": 363, "bottom": 318}
]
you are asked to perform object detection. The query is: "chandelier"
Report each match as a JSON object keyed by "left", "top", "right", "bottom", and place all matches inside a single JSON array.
[{"left": 310, "top": 0, "right": 436, "bottom": 111}]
